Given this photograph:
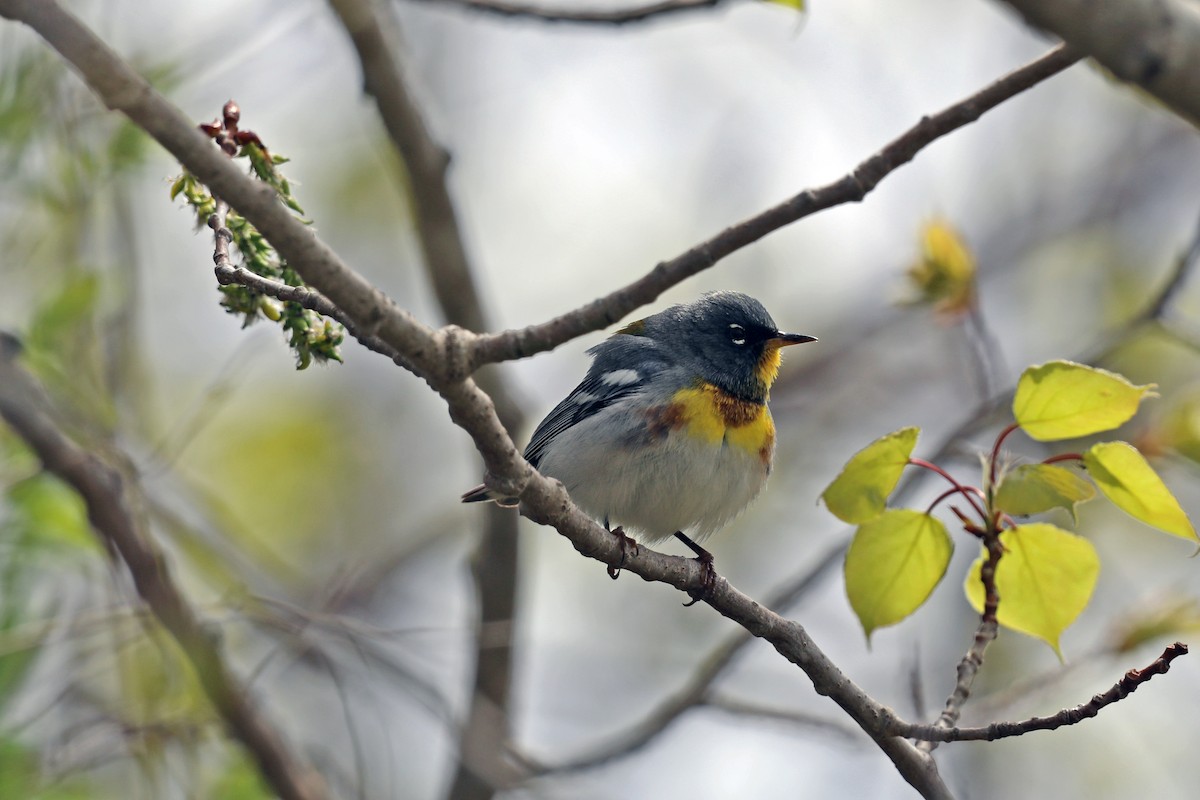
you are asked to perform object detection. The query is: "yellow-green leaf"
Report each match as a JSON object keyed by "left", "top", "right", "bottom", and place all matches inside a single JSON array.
[
  {"left": 763, "top": 0, "right": 805, "bottom": 10},
  {"left": 845, "top": 509, "right": 952, "bottom": 639},
  {"left": 904, "top": 219, "right": 977, "bottom": 316},
  {"left": 1083, "top": 441, "right": 1197, "bottom": 541},
  {"left": 964, "top": 523, "right": 1099, "bottom": 657},
  {"left": 993, "top": 463, "right": 1095, "bottom": 523},
  {"left": 1013, "top": 360, "right": 1155, "bottom": 441},
  {"left": 821, "top": 427, "right": 919, "bottom": 524}
]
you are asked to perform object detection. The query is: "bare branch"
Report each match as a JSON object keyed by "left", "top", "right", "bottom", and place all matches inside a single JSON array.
[
  {"left": 469, "top": 44, "right": 1083, "bottom": 367},
  {"left": 409, "top": 0, "right": 727, "bottom": 25},
  {"left": 998, "top": 0, "right": 1200, "bottom": 125},
  {"left": 701, "top": 694, "right": 861, "bottom": 743},
  {"left": 530, "top": 539, "right": 845, "bottom": 774},
  {"left": 896, "top": 642, "right": 1188, "bottom": 743},
  {"left": 0, "top": 338, "right": 328, "bottom": 800}
]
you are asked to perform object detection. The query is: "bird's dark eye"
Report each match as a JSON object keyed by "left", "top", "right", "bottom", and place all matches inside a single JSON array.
[{"left": 728, "top": 323, "right": 746, "bottom": 345}]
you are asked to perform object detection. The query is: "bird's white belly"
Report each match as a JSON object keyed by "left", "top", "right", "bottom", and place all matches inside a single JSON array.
[{"left": 536, "top": 408, "right": 770, "bottom": 543}]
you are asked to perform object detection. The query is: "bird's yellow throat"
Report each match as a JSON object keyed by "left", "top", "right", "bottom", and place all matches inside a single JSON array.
[{"left": 662, "top": 383, "right": 775, "bottom": 465}]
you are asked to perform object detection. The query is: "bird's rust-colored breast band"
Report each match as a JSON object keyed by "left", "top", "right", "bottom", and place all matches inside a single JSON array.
[{"left": 648, "top": 383, "right": 775, "bottom": 466}]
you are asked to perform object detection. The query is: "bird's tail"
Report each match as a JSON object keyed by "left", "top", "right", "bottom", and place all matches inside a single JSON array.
[{"left": 460, "top": 484, "right": 519, "bottom": 507}]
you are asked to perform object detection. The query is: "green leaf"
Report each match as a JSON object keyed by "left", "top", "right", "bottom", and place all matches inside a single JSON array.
[
  {"left": 965, "top": 523, "right": 1099, "bottom": 657},
  {"left": 844, "top": 509, "right": 952, "bottom": 639},
  {"left": 1083, "top": 441, "right": 1197, "bottom": 541},
  {"left": 1013, "top": 360, "right": 1155, "bottom": 441},
  {"left": 993, "top": 463, "right": 1095, "bottom": 522},
  {"left": 821, "top": 427, "right": 919, "bottom": 523},
  {"left": 763, "top": 0, "right": 805, "bottom": 9}
]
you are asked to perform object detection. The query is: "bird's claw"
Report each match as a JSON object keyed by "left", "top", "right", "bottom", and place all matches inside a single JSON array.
[
  {"left": 606, "top": 526, "right": 639, "bottom": 580},
  {"left": 675, "top": 532, "right": 717, "bottom": 607}
]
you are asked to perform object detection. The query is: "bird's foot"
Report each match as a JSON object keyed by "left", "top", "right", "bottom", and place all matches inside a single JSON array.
[
  {"left": 606, "top": 526, "right": 639, "bottom": 580},
  {"left": 675, "top": 532, "right": 717, "bottom": 606}
]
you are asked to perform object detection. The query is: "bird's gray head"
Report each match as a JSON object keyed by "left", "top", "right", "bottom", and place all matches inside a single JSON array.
[{"left": 620, "top": 291, "right": 815, "bottom": 402}]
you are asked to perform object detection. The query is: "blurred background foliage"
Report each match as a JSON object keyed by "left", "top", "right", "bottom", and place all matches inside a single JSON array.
[{"left": 1, "top": 1, "right": 1200, "bottom": 799}]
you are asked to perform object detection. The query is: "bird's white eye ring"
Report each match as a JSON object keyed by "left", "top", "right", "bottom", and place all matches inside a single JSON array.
[{"left": 729, "top": 323, "right": 746, "bottom": 345}]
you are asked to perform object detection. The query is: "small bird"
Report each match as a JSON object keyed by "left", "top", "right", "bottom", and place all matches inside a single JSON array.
[{"left": 462, "top": 291, "right": 815, "bottom": 599}]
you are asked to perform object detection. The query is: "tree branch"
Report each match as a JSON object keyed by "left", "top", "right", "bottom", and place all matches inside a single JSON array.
[
  {"left": 894, "top": 642, "right": 1188, "bottom": 742},
  {"left": 998, "top": 0, "right": 1200, "bottom": 126},
  {"left": 468, "top": 44, "right": 1083, "bottom": 367},
  {"left": 0, "top": 337, "right": 328, "bottom": 800}
]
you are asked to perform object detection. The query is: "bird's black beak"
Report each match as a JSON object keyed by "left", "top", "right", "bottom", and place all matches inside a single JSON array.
[{"left": 768, "top": 332, "right": 818, "bottom": 348}]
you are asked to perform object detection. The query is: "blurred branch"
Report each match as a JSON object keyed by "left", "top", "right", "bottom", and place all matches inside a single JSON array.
[
  {"left": 894, "top": 642, "right": 1188, "bottom": 742},
  {"left": 410, "top": 0, "right": 727, "bottom": 25},
  {"left": 529, "top": 539, "right": 845, "bottom": 775},
  {"left": 1080, "top": 202, "right": 1200, "bottom": 360},
  {"left": 1137, "top": 204, "right": 1200, "bottom": 323},
  {"left": 0, "top": 338, "right": 328, "bottom": 800},
  {"left": 701, "top": 694, "right": 861, "bottom": 743},
  {"left": 246, "top": 593, "right": 458, "bottom": 728},
  {"left": 998, "top": 0, "right": 1200, "bottom": 125},
  {"left": 469, "top": 44, "right": 1083, "bottom": 367},
  {"left": 327, "top": 2, "right": 526, "bottom": 797}
]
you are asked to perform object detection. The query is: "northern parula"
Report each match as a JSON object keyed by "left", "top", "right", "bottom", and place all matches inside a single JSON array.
[{"left": 463, "top": 291, "right": 815, "bottom": 588}]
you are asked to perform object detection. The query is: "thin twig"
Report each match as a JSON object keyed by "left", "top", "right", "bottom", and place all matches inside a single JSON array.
[
  {"left": 896, "top": 642, "right": 1188, "bottom": 742},
  {"left": 919, "top": 528, "right": 1003, "bottom": 753},
  {"left": 206, "top": 201, "right": 418, "bottom": 371},
  {"left": 412, "top": 0, "right": 727, "bottom": 25}
]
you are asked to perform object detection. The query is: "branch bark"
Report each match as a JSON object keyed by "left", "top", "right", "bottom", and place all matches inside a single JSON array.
[{"left": 999, "top": 0, "right": 1200, "bottom": 125}]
